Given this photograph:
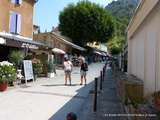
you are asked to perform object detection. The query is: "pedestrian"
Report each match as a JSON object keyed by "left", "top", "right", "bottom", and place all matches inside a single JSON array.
[
  {"left": 64, "top": 57, "right": 73, "bottom": 86},
  {"left": 80, "top": 58, "right": 88, "bottom": 85},
  {"left": 78, "top": 55, "right": 84, "bottom": 66},
  {"left": 66, "top": 112, "right": 77, "bottom": 120}
]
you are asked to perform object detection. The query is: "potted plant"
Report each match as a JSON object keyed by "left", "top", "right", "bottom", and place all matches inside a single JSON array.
[
  {"left": 47, "top": 58, "right": 55, "bottom": 78},
  {"left": 0, "top": 61, "right": 16, "bottom": 91},
  {"left": 32, "top": 58, "right": 43, "bottom": 80},
  {"left": 32, "top": 62, "right": 43, "bottom": 79},
  {"left": 9, "top": 50, "right": 24, "bottom": 69}
]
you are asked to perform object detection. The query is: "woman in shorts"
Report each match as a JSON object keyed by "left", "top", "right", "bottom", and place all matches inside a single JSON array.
[{"left": 80, "top": 59, "right": 88, "bottom": 85}]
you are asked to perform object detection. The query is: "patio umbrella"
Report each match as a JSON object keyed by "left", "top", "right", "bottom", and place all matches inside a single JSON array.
[{"left": 52, "top": 48, "right": 66, "bottom": 54}]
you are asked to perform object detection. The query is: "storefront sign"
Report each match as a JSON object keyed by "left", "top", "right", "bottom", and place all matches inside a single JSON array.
[
  {"left": 23, "top": 60, "right": 34, "bottom": 83},
  {"left": 21, "top": 43, "right": 39, "bottom": 49},
  {"left": 0, "top": 37, "right": 6, "bottom": 45}
]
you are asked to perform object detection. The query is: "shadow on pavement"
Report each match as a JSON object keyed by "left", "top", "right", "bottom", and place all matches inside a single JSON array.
[
  {"left": 41, "top": 84, "right": 81, "bottom": 87},
  {"left": 48, "top": 80, "right": 95, "bottom": 120},
  {"left": 19, "top": 90, "right": 87, "bottom": 99}
]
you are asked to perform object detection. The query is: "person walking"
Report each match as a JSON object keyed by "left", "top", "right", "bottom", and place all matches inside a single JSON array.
[
  {"left": 64, "top": 57, "right": 73, "bottom": 86},
  {"left": 66, "top": 112, "right": 77, "bottom": 120},
  {"left": 80, "top": 58, "right": 88, "bottom": 85}
]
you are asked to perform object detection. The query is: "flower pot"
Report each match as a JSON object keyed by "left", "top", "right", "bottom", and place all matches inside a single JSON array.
[
  {"left": 0, "top": 82, "right": 8, "bottom": 91},
  {"left": 48, "top": 73, "right": 55, "bottom": 78}
]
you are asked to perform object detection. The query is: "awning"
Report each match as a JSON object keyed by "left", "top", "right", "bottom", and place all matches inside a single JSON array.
[
  {"left": 52, "top": 32, "right": 86, "bottom": 51},
  {"left": 102, "top": 52, "right": 107, "bottom": 56},
  {"left": 52, "top": 48, "right": 65, "bottom": 54},
  {"left": 94, "top": 51, "right": 102, "bottom": 55},
  {"left": 0, "top": 32, "right": 51, "bottom": 49}
]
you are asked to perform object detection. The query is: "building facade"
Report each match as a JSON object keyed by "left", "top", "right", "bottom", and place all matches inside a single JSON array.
[
  {"left": 0, "top": 0, "right": 37, "bottom": 38},
  {"left": 0, "top": 0, "right": 51, "bottom": 62},
  {"left": 127, "top": 0, "right": 160, "bottom": 96},
  {"left": 34, "top": 31, "right": 86, "bottom": 65}
]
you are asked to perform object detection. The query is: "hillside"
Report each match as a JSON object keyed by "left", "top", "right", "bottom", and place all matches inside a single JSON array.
[
  {"left": 105, "top": 0, "right": 139, "bottom": 54},
  {"left": 106, "top": 0, "right": 139, "bottom": 19}
]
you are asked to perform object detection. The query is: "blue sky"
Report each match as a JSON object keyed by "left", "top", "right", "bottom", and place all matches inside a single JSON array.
[{"left": 33, "top": 0, "right": 114, "bottom": 32}]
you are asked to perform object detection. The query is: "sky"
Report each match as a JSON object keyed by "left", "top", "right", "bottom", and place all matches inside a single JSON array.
[{"left": 33, "top": 0, "right": 114, "bottom": 32}]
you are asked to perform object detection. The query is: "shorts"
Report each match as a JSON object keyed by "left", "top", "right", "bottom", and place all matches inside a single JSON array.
[
  {"left": 65, "top": 70, "right": 71, "bottom": 76},
  {"left": 80, "top": 70, "right": 87, "bottom": 76}
]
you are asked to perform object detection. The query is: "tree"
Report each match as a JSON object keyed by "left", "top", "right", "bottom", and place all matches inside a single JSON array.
[
  {"left": 105, "top": 0, "right": 139, "bottom": 55},
  {"left": 59, "top": 1, "right": 115, "bottom": 46},
  {"left": 107, "top": 36, "right": 125, "bottom": 55}
]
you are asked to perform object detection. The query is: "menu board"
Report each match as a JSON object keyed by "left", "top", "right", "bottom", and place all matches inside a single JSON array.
[{"left": 23, "top": 60, "right": 34, "bottom": 82}]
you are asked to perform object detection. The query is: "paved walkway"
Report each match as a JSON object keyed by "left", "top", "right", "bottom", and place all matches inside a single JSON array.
[
  {"left": 0, "top": 63, "right": 104, "bottom": 120},
  {"left": 79, "top": 66, "right": 126, "bottom": 120}
]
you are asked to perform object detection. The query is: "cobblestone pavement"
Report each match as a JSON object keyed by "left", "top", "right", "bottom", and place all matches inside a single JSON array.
[
  {"left": 79, "top": 66, "right": 127, "bottom": 120},
  {"left": 0, "top": 63, "right": 104, "bottom": 120}
]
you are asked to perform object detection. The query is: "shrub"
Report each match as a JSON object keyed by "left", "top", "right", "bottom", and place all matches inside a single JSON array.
[
  {"left": 47, "top": 58, "right": 54, "bottom": 73},
  {"left": 0, "top": 61, "right": 16, "bottom": 83},
  {"left": 32, "top": 58, "right": 43, "bottom": 76},
  {"left": 9, "top": 51, "right": 24, "bottom": 69},
  {"left": 32, "top": 63, "right": 43, "bottom": 75}
]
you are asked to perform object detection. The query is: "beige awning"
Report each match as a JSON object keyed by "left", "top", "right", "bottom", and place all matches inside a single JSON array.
[
  {"left": 52, "top": 48, "right": 65, "bottom": 54},
  {"left": 94, "top": 51, "right": 102, "bottom": 55}
]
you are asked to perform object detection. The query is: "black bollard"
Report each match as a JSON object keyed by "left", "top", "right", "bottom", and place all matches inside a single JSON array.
[
  {"left": 103, "top": 67, "right": 105, "bottom": 81},
  {"left": 93, "top": 77, "right": 98, "bottom": 112},
  {"left": 100, "top": 71, "right": 103, "bottom": 90}
]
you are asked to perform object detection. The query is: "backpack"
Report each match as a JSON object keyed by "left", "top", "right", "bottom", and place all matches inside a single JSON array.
[{"left": 82, "top": 63, "right": 88, "bottom": 71}]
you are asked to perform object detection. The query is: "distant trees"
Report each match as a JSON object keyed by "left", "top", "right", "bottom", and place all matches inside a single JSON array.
[
  {"left": 59, "top": 1, "right": 115, "bottom": 46},
  {"left": 106, "top": 0, "right": 138, "bottom": 55}
]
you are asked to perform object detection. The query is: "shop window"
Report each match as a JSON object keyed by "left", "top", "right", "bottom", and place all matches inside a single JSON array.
[
  {"left": 11, "top": 0, "right": 22, "bottom": 5},
  {"left": 9, "top": 12, "right": 21, "bottom": 35}
]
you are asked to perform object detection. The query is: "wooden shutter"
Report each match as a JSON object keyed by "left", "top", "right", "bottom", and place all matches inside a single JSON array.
[
  {"left": 9, "top": 12, "right": 17, "bottom": 33},
  {"left": 17, "top": 14, "right": 21, "bottom": 34},
  {"left": 19, "top": 0, "right": 22, "bottom": 4},
  {"left": 11, "top": 0, "right": 22, "bottom": 5},
  {"left": 11, "top": 0, "right": 16, "bottom": 4}
]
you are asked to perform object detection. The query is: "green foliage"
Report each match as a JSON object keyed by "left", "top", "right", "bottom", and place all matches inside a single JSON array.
[
  {"left": 59, "top": 0, "right": 115, "bottom": 46},
  {"left": 9, "top": 51, "right": 24, "bottom": 69},
  {"left": 32, "top": 63, "right": 43, "bottom": 76},
  {"left": 0, "top": 64, "right": 16, "bottom": 83},
  {"left": 106, "top": 0, "right": 139, "bottom": 55},
  {"left": 47, "top": 58, "right": 54, "bottom": 73},
  {"left": 107, "top": 36, "right": 125, "bottom": 55}
]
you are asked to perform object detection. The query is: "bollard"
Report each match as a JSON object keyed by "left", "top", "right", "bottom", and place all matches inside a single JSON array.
[
  {"left": 103, "top": 67, "right": 105, "bottom": 81},
  {"left": 93, "top": 77, "right": 98, "bottom": 112},
  {"left": 100, "top": 71, "right": 103, "bottom": 90}
]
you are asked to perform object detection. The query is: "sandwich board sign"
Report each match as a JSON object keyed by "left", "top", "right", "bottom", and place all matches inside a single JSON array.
[{"left": 23, "top": 60, "right": 34, "bottom": 84}]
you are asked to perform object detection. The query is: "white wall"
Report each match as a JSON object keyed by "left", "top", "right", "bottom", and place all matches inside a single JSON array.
[{"left": 128, "top": 2, "right": 160, "bottom": 96}]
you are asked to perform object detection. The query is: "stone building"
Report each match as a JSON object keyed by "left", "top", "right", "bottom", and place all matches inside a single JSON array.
[{"left": 0, "top": 0, "right": 49, "bottom": 61}]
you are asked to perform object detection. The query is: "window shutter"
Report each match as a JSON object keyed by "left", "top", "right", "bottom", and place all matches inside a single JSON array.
[
  {"left": 11, "top": 0, "right": 22, "bottom": 5},
  {"left": 19, "top": 0, "right": 22, "bottom": 4},
  {"left": 11, "top": 0, "right": 16, "bottom": 4},
  {"left": 17, "top": 14, "right": 21, "bottom": 34},
  {"left": 9, "top": 12, "right": 17, "bottom": 33}
]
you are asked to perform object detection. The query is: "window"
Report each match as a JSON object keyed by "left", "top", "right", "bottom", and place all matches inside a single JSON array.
[
  {"left": 9, "top": 12, "right": 21, "bottom": 34},
  {"left": 11, "top": 0, "right": 22, "bottom": 5}
]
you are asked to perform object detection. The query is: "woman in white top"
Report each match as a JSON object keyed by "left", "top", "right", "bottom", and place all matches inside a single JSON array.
[{"left": 64, "top": 57, "right": 73, "bottom": 85}]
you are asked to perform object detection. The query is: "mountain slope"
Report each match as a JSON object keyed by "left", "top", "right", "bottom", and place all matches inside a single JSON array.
[
  {"left": 106, "top": 0, "right": 139, "bottom": 20},
  {"left": 105, "top": 0, "right": 139, "bottom": 54}
]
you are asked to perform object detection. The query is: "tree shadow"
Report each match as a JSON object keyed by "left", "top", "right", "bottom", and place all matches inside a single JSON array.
[{"left": 48, "top": 80, "right": 95, "bottom": 120}]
